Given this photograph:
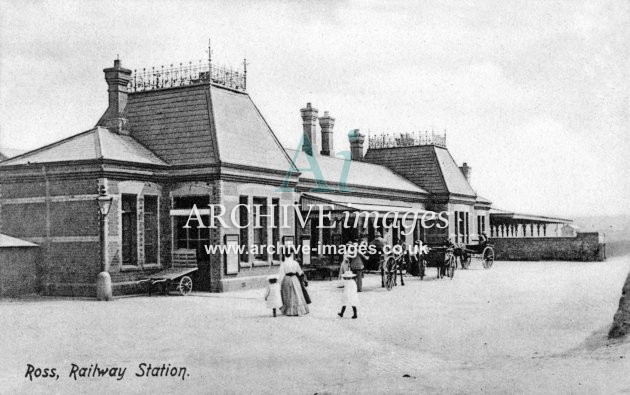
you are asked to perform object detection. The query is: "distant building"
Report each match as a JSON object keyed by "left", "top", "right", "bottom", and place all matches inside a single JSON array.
[{"left": 0, "top": 54, "right": 600, "bottom": 297}]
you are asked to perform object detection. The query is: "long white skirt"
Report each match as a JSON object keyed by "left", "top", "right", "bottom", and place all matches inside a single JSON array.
[{"left": 280, "top": 276, "right": 309, "bottom": 316}]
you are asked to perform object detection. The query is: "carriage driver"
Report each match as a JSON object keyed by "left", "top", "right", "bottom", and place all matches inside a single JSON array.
[{"left": 479, "top": 232, "right": 488, "bottom": 246}]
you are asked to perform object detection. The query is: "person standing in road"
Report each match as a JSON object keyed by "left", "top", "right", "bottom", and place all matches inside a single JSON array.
[
  {"left": 278, "top": 251, "right": 309, "bottom": 316},
  {"left": 370, "top": 232, "right": 387, "bottom": 287},
  {"left": 338, "top": 271, "right": 359, "bottom": 319},
  {"left": 350, "top": 236, "right": 368, "bottom": 292},
  {"left": 264, "top": 275, "right": 282, "bottom": 317}
]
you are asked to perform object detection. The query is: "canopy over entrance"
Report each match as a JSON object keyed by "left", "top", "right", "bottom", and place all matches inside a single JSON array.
[{"left": 301, "top": 192, "right": 427, "bottom": 216}]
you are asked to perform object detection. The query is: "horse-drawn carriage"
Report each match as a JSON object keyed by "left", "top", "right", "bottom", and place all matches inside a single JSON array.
[
  {"left": 418, "top": 238, "right": 495, "bottom": 279},
  {"left": 362, "top": 237, "right": 495, "bottom": 287},
  {"left": 453, "top": 241, "right": 495, "bottom": 269},
  {"left": 422, "top": 245, "right": 457, "bottom": 279}
]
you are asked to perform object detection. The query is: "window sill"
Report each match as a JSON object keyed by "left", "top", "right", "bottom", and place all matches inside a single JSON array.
[
  {"left": 120, "top": 264, "right": 161, "bottom": 272},
  {"left": 241, "top": 260, "right": 280, "bottom": 268}
]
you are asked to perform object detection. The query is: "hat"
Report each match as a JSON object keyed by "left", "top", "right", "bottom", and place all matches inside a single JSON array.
[
  {"left": 341, "top": 271, "right": 356, "bottom": 279},
  {"left": 267, "top": 275, "right": 278, "bottom": 281}
]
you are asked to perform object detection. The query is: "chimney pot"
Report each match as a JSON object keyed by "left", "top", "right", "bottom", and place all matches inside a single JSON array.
[
  {"left": 348, "top": 129, "right": 366, "bottom": 161},
  {"left": 98, "top": 59, "right": 132, "bottom": 134},
  {"left": 318, "top": 111, "right": 335, "bottom": 156},
  {"left": 460, "top": 162, "right": 472, "bottom": 182},
  {"left": 300, "top": 102, "right": 319, "bottom": 155}
]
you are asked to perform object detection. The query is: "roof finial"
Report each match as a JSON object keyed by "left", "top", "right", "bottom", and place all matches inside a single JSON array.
[
  {"left": 207, "top": 38, "right": 212, "bottom": 67},
  {"left": 242, "top": 56, "right": 249, "bottom": 90}
]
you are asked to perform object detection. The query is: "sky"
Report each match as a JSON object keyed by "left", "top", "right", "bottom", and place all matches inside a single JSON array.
[{"left": 0, "top": 0, "right": 628, "bottom": 217}]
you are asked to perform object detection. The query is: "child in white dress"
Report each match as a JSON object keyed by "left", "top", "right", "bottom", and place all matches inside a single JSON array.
[
  {"left": 338, "top": 271, "right": 359, "bottom": 319},
  {"left": 264, "top": 275, "right": 282, "bottom": 317}
]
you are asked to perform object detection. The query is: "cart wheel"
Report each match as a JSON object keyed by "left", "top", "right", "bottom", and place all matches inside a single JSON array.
[
  {"left": 482, "top": 247, "right": 494, "bottom": 269},
  {"left": 177, "top": 276, "right": 193, "bottom": 296},
  {"left": 385, "top": 259, "right": 395, "bottom": 290}
]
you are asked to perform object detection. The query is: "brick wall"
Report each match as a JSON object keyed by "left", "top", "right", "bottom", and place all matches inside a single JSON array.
[
  {"left": 491, "top": 232, "right": 605, "bottom": 261},
  {"left": 0, "top": 247, "right": 40, "bottom": 297},
  {"left": 105, "top": 179, "right": 169, "bottom": 295},
  {"left": 0, "top": 178, "right": 101, "bottom": 297}
]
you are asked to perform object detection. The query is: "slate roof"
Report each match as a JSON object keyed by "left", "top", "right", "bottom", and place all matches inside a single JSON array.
[
  {"left": 211, "top": 87, "right": 295, "bottom": 171},
  {"left": 125, "top": 84, "right": 218, "bottom": 166},
  {"left": 0, "top": 234, "right": 38, "bottom": 248},
  {"left": 364, "top": 145, "right": 476, "bottom": 197},
  {"left": 0, "top": 127, "right": 168, "bottom": 166},
  {"left": 125, "top": 84, "right": 295, "bottom": 171},
  {"left": 287, "top": 149, "right": 427, "bottom": 194},
  {"left": 476, "top": 195, "right": 492, "bottom": 205}
]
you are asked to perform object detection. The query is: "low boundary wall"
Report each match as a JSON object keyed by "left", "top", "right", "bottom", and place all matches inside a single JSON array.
[{"left": 491, "top": 232, "right": 605, "bottom": 261}]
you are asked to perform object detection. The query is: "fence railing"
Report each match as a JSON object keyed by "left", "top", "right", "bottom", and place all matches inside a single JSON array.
[
  {"left": 129, "top": 61, "right": 246, "bottom": 92},
  {"left": 368, "top": 131, "right": 446, "bottom": 149}
]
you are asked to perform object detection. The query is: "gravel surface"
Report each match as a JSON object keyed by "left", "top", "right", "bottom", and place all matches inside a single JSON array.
[{"left": 1, "top": 257, "right": 629, "bottom": 394}]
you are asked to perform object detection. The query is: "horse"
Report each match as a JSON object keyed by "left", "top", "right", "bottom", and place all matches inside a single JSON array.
[{"left": 364, "top": 248, "right": 406, "bottom": 288}]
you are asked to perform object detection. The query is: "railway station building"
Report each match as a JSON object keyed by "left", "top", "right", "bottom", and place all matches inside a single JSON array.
[{"left": 0, "top": 57, "right": 598, "bottom": 297}]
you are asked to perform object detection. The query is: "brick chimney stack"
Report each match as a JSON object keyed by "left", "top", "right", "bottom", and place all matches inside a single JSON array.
[
  {"left": 348, "top": 129, "right": 365, "bottom": 161},
  {"left": 98, "top": 59, "right": 132, "bottom": 134},
  {"left": 300, "top": 103, "right": 319, "bottom": 155},
  {"left": 318, "top": 111, "right": 335, "bottom": 156},
  {"left": 460, "top": 162, "right": 471, "bottom": 182}
]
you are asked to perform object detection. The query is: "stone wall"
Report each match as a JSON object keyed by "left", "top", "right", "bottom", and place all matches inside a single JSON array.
[{"left": 491, "top": 232, "right": 604, "bottom": 261}]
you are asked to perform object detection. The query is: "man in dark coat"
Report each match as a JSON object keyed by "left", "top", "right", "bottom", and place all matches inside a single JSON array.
[
  {"left": 350, "top": 236, "right": 368, "bottom": 292},
  {"left": 370, "top": 232, "right": 387, "bottom": 287}
]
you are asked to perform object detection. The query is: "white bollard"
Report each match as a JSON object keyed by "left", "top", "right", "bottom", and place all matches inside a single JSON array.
[{"left": 96, "top": 271, "right": 113, "bottom": 301}]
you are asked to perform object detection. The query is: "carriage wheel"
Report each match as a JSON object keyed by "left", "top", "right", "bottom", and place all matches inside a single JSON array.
[
  {"left": 177, "top": 276, "right": 193, "bottom": 296},
  {"left": 460, "top": 254, "right": 471, "bottom": 269},
  {"left": 482, "top": 247, "right": 495, "bottom": 269}
]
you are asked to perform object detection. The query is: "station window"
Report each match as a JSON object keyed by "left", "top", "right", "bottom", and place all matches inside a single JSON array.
[
  {"left": 253, "top": 197, "right": 268, "bottom": 260},
  {"left": 239, "top": 196, "right": 249, "bottom": 262},
  {"left": 272, "top": 198, "right": 280, "bottom": 260},
  {"left": 173, "top": 194, "right": 210, "bottom": 261},
  {"left": 122, "top": 194, "right": 137, "bottom": 265},
  {"left": 175, "top": 215, "right": 209, "bottom": 257},
  {"left": 144, "top": 195, "right": 159, "bottom": 264}
]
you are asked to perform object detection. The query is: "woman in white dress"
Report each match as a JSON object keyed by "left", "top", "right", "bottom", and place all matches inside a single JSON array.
[{"left": 278, "top": 252, "right": 309, "bottom": 316}]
